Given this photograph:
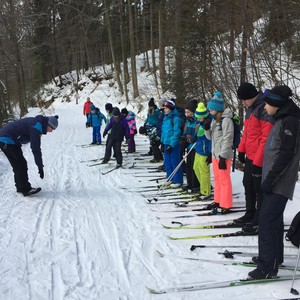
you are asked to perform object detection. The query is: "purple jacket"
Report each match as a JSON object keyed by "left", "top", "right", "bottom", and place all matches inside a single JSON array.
[
  {"left": 0, "top": 115, "right": 49, "bottom": 169},
  {"left": 103, "top": 115, "right": 130, "bottom": 141}
]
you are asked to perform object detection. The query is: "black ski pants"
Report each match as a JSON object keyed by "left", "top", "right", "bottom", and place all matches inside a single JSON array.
[
  {"left": 242, "top": 158, "right": 263, "bottom": 224},
  {"left": 151, "top": 140, "right": 163, "bottom": 161},
  {"left": 257, "top": 192, "right": 288, "bottom": 275},
  {"left": 104, "top": 139, "right": 122, "bottom": 165},
  {"left": 0, "top": 142, "right": 31, "bottom": 193},
  {"left": 186, "top": 149, "right": 199, "bottom": 189}
]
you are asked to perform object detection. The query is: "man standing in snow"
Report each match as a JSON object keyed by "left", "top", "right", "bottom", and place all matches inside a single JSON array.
[
  {"left": 248, "top": 85, "right": 300, "bottom": 280},
  {"left": 233, "top": 83, "right": 274, "bottom": 234},
  {"left": 0, "top": 115, "right": 59, "bottom": 196},
  {"left": 83, "top": 97, "right": 93, "bottom": 120}
]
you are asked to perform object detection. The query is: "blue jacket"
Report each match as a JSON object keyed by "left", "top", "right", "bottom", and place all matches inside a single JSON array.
[
  {"left": 0, "top": 115, "right": 49, "bottom": 169},
  {"left": 195, "top": 121, "right": 212, "bottom": 156},
  {"left": 183, "top": 116, "right": 198, "bottom": 150},
  {"left": 87, "top": 110, "right": 106, "bottom": 127},
  {"left": 145, "top": 108, "right": 160, "bottom": 127},
  {"left": 104, "top": 115, "right": 130, "bottom": 141},
  {"left": 156, "top": 109, "right": 165, "bottom": 138},
  {"left": 161, "top": 109, "right": 182, "bottom": 148}
]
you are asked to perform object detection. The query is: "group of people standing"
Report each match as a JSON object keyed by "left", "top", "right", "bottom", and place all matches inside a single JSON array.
[
  {"left": 0, "top": 84, "right": 299, "bottom": 282},
  {"left": 83, "top": 97, "right": 136, "bottom": 167},
  {"left": 140, "top": 84, "right": 300, "bottom": 281}
]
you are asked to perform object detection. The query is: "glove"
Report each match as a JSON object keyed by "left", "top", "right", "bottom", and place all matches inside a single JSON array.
[
  {"left": 238, "top": 152, "right": 246, "bottom": 164},
  {"left": 261, "top": 177, "right": 273, "bottom": 193},
  {"left": 252, "top": 165, "right": 262, "bottom": 178},
  {"left": 180, "top": 136, "right": 186, "bottom": 143},
  {"left": 203, "top": 118, "right": 212, "bottom": 130},
  {"left": 166, "top": 146, "right": 173, "bottom": 154},
  {"left": 218, "top": 156, "right": 227, "bottom": 170},
  {"left": 39, "top": 168, "right": 44, "bottom": 179},
  {"left": 206, "top": 153, "right": 212, "bottom": 165},
  {"left": 103, "top": 132, "right": 107, "bottom": 138}
]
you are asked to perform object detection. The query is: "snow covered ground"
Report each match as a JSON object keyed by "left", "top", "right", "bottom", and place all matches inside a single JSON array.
[{"left": 1, "top": 84, "right": 300, "bottom": 300}]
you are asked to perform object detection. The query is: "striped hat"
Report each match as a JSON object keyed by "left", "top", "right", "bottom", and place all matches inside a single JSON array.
[
  {"left": 207, "top": 91, "right": 224, "bottom": 112},
  {"left": 195, "top": 102, "right": 208, "bottom": 119}
]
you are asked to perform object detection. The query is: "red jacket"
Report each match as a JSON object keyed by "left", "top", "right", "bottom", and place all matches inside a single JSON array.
[
  {"left": 238, "top": 96, "right": 274, "bottom": 167},
  {"left": 83, "top": 101, "right": 93, "bottom": 115}
]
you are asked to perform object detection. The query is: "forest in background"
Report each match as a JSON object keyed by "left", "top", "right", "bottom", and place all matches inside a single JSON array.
[{"left": 0, "top": 0, "right": 300, "bottom": 125}]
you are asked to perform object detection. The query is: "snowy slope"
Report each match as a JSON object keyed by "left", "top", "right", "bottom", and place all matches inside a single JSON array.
[{"left": 0, "top": 89, "right": 300, "bottom": 300}]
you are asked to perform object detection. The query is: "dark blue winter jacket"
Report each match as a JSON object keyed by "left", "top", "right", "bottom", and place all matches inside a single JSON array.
[
  {"left": 103, "top": 115, "right": 130, "bottom": 141},
  {"left": 0, "top": 115, "right": 49, "bottom": 169}
]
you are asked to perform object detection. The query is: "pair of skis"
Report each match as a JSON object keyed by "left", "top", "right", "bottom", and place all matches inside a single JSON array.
[{"left": 146, "top": 250, "right": 300, "bottom": 294}]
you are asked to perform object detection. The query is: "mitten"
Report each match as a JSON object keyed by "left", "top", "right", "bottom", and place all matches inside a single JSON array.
[
  {"left": 206, "top": 153, "right": 212, "bottom": 165},
  {"left": 39, "top": 167, "right": 44, "bottom": 179},
  {"left": 252, "top": 165, "right": 262, "bottom": 178},
  {"left": 166, "top": 146, "right": 173, "bottom": 154},
  {"left": 203, "top": 118, "right": 212, "bottom": 130},
  {"left": 238, "top": 152, "right": 246, "bottom": 164},
  {"left": 218, "top": 156, "right": 227, "bottom": 170}
]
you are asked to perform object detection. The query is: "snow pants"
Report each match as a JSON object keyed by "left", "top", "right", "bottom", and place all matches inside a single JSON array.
[
  {"left": 212, "top": 158, "right": 232, "bottom": 208},
  {"left": 257, "top": 193, "right": 288, "bottom": 275},
  {"left": 185, "top": 149, "right": 199, "bottom": 190},
  {"left": 92, "top": 126, "right": 101, "bottom": 143},
  {"left": 164, "top": 144, "right": 183, "bottom": 184},
  {"left": 127, "top": 134, "right": 136, "bottom": 153},
  {"left": 243, "top": 158, "right": 263, "bottom": 225},
  {"left": 0, "top": 142, "right": 32, "bottom": 193},
  {"left": 104, "top": 139, "right": 122, "bottom": 165},
  {"left": 193, "top": 153, "right": 210, "bottom": 196}
]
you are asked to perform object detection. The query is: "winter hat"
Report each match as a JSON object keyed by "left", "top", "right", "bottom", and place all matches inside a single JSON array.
[
  {"left": 121, "top": 108, "right": 128, "bottom": 116},
  {"left": 48, "top": 115, "right": 59, "bottom": 130},
  {"left": 90, "top": 105, "right": 96, "bottom": 110},
  {"left": 112, "top": 107, "right": 121, "bottom": 116},
  {"left": 158, "top": 97, "right": 167, "bottom": 107},
  {"left": 139, "top": 126, "right": 147, "bottom": 135},
  {"left": 148, "top": 98, "right": 156, "bottom": 107},
  {"left": 263, "top": 85, "right": 293, "bottom": 108},
  {"left": 185, "top": 99, "right": 198, "bottom": 113},
  {"left": 207, "top": 91, "right": 224, "bottom": 112},
  {"left": 195, "top": 102, "right": 209, "bottom": 119},
  {"left": 105, "top": 103, "right": 113, "bottom": 112},
  {"left": 163, "top": 100, "right": 175, "bottom": 111},
  {"left": 237, "top": 82, "right": 259, "bottom": 100}
]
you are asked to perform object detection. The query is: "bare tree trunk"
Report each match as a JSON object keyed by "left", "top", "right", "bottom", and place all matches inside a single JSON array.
[
  {"left": 128, "top": 0, "right": 139, "bottom": 98},
  {"left": 118, "top": 0, "right": 129, "bottom": 103},
  {"left": 158, "top": 0, "right": 167, "bottom": 93},
  {"left": 174, "top": 0, "right": 184, "bottom": 106},
  {"left": 104, "top": 0, "right": 123, "bottom": 95},
  {"left": 150, "top": 1, "right": 158, "bottom": 88}
]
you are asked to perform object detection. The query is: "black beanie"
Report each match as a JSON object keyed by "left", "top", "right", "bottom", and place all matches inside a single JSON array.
[
  {"left": 185, "top": 100, "right": 198, "bottom": 113},
  {"left": 237, "top": 82, "right": 259, "bottom": 100},
  {"left": 121, "top": 108, "right": 128, "bottom": 116},
  {"left": 139, "top": 126, "right": 147, "bottom": 135},
  {"left": 148, "top": 98, "right": 155, "bottom": 107},
  {"left": 263, "top": 85, "right": 292, "bottom": 108},
  {"left": 112, "top": 107, "right": 121, "bottom": 116},
  {"left": 105, "top": 103, "right": 113, "bottom": 112}
]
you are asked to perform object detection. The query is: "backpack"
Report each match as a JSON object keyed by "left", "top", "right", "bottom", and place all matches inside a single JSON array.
[
  {"left": 95, "top": 107, "right": 104, "bottom": 122},
  {"left": 285, "top": 212, "right": 300, "bottom": 248},
  {"left": 220, "top": 113, "right": 241, "bottom": 149}
]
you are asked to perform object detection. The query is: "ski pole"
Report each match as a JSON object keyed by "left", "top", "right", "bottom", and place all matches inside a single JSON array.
[
  {"left": 153, "top": 143, "right": 196, "bottom": 201},
  {"left": 290, "top": 245, "right": 300, "bottom": 295}
]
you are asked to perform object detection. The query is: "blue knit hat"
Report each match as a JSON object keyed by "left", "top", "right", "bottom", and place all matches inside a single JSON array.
[
  {"left": 207, "top": 91, "right": 224, "bottom": 112},
  {"left": 194, "top": 103, "right": 208, "bottom": 119},
  {"left": 90, "top": 105, "right": 96, "bottom": 110}
]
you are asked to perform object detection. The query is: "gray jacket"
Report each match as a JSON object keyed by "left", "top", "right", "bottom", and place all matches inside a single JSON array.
[
  {"left": 205, "top": 108, "right": 234, "bottom": 159},
  {"left": 262, "top": 100, "right": 300, "bottom": 199}
]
